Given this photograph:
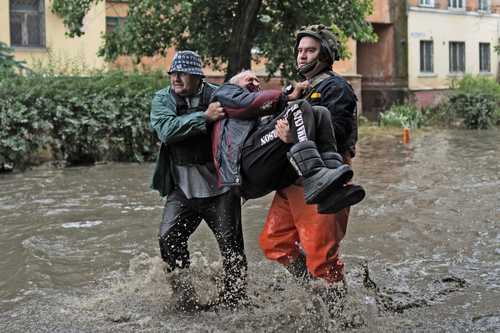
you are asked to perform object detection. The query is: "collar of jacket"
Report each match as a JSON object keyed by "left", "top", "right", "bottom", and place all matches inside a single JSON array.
[
  {"left": 303, "top": 71, "right": 333, "bottom": 99},
  {"left": 171, "top": 81, "right": 207, "bottom": 109}
]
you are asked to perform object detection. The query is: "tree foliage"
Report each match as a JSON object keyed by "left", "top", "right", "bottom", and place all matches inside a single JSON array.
[
  {"left": 52, "top": 0, "right": 376, "bottom": 79},
  {"left": 0, "top": 41, "right": 27, "bottom": 78}
]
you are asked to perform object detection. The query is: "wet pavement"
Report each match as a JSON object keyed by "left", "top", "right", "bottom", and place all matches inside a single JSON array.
[{"left": 0, "top": 128, "right": 499, "bottom": 332}]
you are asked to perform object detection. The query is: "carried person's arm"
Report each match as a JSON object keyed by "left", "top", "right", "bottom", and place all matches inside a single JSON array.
[
  {"left": 212, "top": 84, "right": 287, "bottom": 120},
  {"left": 218, "top": 81, "right": 310, "bottom": 119}
]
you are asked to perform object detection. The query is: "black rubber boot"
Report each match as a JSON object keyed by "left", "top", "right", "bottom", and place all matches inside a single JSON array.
[
  {"left": 317, "top": 151, "right": 366, "bottom": 214},
  {"left": 288, "top": 140, "right": 353, "bottom": 204},
  {"left": 320, "top": 151, "right": 345, "bottom": 169},
  {"left": 317, "top": 184, "right": 366, "bottom": 214}
]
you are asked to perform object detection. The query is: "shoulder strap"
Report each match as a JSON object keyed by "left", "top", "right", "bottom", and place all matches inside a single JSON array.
[
  {"left": 310, "top": 72, "right": 333, "bottom": 88},
  {"left": 305, "top": 71, "right": 333, "bottom": 99}
]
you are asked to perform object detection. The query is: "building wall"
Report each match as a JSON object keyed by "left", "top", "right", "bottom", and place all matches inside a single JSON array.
[
  {"left": 358, "top": 24, "right": 395, "bottom": 83},
  {"left": 409, "top": 0, "right": 500, "bottom": 12},
  {"left": 366, "top": 0, "right": 392, "bottom": 23},
  {"left": 0, "top": 2, "right": 9, "bottom": 44},
  {"left": 105, "top": 0, "right": 128, "bottom": 17},
  {"left": 1, "top": 0, "right": 107, "bottom": 72},
  {"left": 333, "top": 39, "right": 358, "bottom": 75},
  {"left": 408, "top": 6, "right": 500, "bottom": 91},
  {"left": 357, "top": 0, "right": 408, "bottom": 119}
]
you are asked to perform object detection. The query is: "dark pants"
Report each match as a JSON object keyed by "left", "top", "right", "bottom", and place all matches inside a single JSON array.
[
  {"left": 240, "top": 104, "right": 336, "bottom": 199},
  {"left": 159, "top": 189, "right": 246, "bottom": 296}
]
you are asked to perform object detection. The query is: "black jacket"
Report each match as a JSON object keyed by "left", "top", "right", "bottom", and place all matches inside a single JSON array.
[{"left": 306, "top": 71, "right": 358, "bottom": 157}]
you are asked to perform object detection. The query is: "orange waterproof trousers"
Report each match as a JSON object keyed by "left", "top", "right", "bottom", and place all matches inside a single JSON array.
[{"left": 259, "top": 184, "right": 349, "bottom": 283}]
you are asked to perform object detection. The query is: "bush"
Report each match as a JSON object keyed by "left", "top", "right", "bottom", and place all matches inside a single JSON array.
[
  {"left": 423, "top": 101, "right": 458, "bottom": 128},
  {"left": 379, "top": 103, "right": 425, "bottom": 129},
  {"left": 494, "top": 107, "right": 500, "bottom": 125},
  {"left": 449, "top": 75, "right": 499, "bottom": 129},
  {"left": 449, "top": 93, "right": 496, "bottom": 129},
  {"left": 0, "top": 71, "right": 169, "bottom": 169},
  {"left": 452, "top": 74, "right": 500, "bottom": 98}
]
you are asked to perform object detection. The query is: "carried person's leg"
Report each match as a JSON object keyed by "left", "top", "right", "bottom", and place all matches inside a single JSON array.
[
  {"left": 285, "top": 101, "right": 363, "bottom": 210},
  {"left": 201, "top": 190, "right": 247, "bottom": 306},
  {"left": 240, "top": 117, "right": 297, "bottom": 199},
  {"left": 240, "top": 103, "right": 347, "bottom": 199},
  {"left": 286, "top": 102, "right": 337, "bottom": 152},
  {"left": 240, "top": 101, "right": 365, "bottom": 213}
]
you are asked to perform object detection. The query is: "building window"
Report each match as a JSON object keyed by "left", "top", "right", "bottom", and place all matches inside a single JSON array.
[
  {"left": 449, "top": 41, "right": 465, "bottom": 73},
  {"left": 448, "top": 0, "right": 465, "bottom": 9},
  {"left": 419, "top": 0, "right": 434, "bottom": 7},
  {"left": 9, "top": 0, "right": 45, "bottom": 47},
  {"left": 106, "top": 17, "right": 127, "bottom": 33},
  {"left": 478, "top": 0, "right": 489, "bottom": 11},
  {"left": 479, "top": 43, "right": 491, "bottom": 72},
  {"left": 420, "top": 41, "right": 434, "bottom": 73}
]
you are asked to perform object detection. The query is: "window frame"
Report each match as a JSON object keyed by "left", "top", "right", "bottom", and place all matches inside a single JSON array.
[
  {"left": 479, "top": 43, "right": 491, "bottom": 72},
  {"left": 419, "top": 0, "right": 435, "bottom": 7},
  {"left": 9, "top": 0, "right": 46, "bottom": 48},
  {"left": 478, "top": 0, "right": 490, "bottom": 12},
  {"left": 448, "top": 0, "right": 465, "bottom": 10},
  {"left": 420, "top": 40, "right": 434, "bottom": 73},
  {"left": 106, "top": 16, "right": 127, "bottom": 33},
  {"left": 449, "top": 41, "right": 466, "bottom": 73}
]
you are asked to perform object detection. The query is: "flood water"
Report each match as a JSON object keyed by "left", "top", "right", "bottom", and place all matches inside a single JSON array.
[{"left": 0, "top": 129, "right": 499, "bottom": 332}]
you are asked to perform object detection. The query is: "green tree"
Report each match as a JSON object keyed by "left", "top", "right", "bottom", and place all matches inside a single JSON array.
[
  {"left": 0, "top": 41, "right": 27, "bottom": 78},
  {"left": 52, "top": 0, "right": 376, "bottom": 80}
]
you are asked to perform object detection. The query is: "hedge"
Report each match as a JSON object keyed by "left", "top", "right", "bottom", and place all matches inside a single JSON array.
[{"left": 0, "top": 71, "right": 169, "bottom": 169}]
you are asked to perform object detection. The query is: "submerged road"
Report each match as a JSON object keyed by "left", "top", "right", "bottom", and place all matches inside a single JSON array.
[{"left": 0, "top": 128, "right": 499, "bottom": 332}]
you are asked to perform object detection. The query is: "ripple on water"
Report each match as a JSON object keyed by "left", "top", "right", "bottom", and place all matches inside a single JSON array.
[
  {"left": 62, "top": 221, "right": 103, "bottom": 229},
  {"left": 44, "top": 208, "right": 73, "bottom": 216}
]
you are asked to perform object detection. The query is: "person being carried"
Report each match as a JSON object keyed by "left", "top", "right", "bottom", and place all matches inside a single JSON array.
[
  {"left": 150, "top": 51, "right": 246, "bottom": 311},
  {"left": 210, "top": 70, "right": 365, "bottom": 214}
]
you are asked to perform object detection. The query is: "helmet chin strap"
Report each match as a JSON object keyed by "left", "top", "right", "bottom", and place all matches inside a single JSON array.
[
  {"left": 297, "top": 60, "right": 318, "bottom": 78},
  {"left": 297, "top": 60, "right": 330, "bottom": 80}
]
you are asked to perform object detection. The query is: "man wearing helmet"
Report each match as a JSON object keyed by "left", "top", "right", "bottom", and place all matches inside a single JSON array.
[{"left": 259, "top": 25, "right": 364, "bottom": 292}]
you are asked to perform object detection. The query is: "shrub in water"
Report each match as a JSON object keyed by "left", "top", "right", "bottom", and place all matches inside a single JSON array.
[{"left": 379, "top": 104, "right": 425, "bottom": 129}]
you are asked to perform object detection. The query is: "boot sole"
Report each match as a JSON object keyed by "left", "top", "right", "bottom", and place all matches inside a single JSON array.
[
  {"left": 304, "top": 165, "right": 353, "bottom": 204},
  {"left": 317, "top": 185, "right": 366, "bottom": 214}
]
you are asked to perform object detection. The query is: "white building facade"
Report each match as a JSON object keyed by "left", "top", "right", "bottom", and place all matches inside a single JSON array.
[{"left": 407, "top": 0, "right": 500, "bottom": 105}]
